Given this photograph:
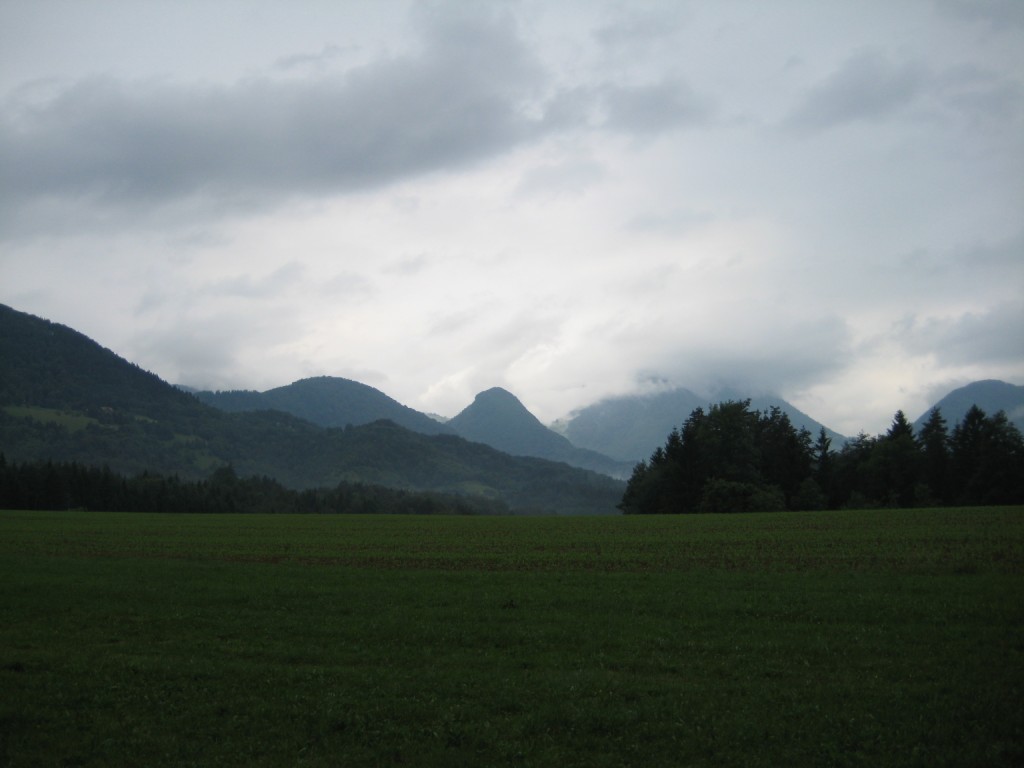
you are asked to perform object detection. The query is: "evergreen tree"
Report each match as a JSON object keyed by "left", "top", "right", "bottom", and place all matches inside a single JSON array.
[
  {"left": 917, "top": 407, "right": 949, "bottom": 504},
  {"left": 813, "top": 427, "right": 836, "bottom": 507},
  {"left": 877, "top": 410, "right": 921, "bottom": 507},
  {"left": 951, "top": 407, "right": 1024, "bottom": 504},
  {"left": 620, "top": 400, "right": 813, "bottom": 514}
]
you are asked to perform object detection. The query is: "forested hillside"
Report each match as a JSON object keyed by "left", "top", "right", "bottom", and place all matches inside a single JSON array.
[
  {"left": 195, "top": 376, "right": 452, "bottom": 435},
  {"left": 0, "top": 304, "right": 623, "bottom": 514},
  {"left": 0, "top": 457, "right": 510, "bottom": 515}
]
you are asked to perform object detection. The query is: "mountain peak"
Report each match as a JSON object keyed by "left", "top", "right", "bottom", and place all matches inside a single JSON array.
[
  {"left": 455, "top": 387, "right": 539, "bottom": 429},
  {"left": 474, "top": 386, "right": 521, "bottom": 403},
  {"left": 447, "top": 387, "right": 631, "bottom": 478},
  {"left": 913, "top": 379, "right": 1024, "bottom": 433}
]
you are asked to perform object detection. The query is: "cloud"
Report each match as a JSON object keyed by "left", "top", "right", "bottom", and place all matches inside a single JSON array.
[
  {"left": 784, "top": 46, "right": 1024, "bottom": 135},
  {"left": 656, "top": 315, "right": 854, "bottom": 398},
  {"left": 932, "top": 64, "right": 1024, "bottom": 127},
  {"left": 0, "top": 7, "right": 549, "bottom": 238},
  {"left": 515, "top": 158, "right": 605, "bottom": 198},
  {"left": 202, "top": 262, "right": 306, "bottom": 299},
  {"left": 785, "top": 48, "right": 927, "bottom": 130},
  {"left": 901, "top": 302, "right": 1024, "bottom": 367},
  {"left": 274, "top": 44, "right": 352, "bottom": 73},
  {"left": 603, "top": 78, "right": 714, "bottom": 134},
  {"left": 933, "top": 0, "right": 1024, "bottom": 29},
  {"left": 626, "top": 208, "right": 714, "bottom": 235},
  {"left": 593, "top": 8, "right": 688, "bottom": 49}
]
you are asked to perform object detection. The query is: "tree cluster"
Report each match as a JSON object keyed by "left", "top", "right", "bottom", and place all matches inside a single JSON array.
[
  {"left": 620, "top": 400, "right": 1024, "bottom": 513},
  {"left": 0, "top": 457, "right": 509, "bottom": 516}
]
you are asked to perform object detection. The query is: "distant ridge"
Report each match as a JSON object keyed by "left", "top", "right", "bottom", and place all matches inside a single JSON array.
[
  {"left": 913, "top": 380, "right": 1024, "bottom": 434},
  {"left": 195, "top": 376, "right": 452, "bottom": 436},
  {"left": 562, "top": 387, "right": 848, "bottom": 464},
  {"left": 448, "top": 387, "right": 633, "bottom": 478},
  {"left": 563, "top": 388, "right": 706, "bottom": 463}
]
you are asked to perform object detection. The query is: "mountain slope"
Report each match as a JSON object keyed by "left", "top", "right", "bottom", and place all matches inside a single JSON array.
[
  {"left": 448, "top": 388, "right": 633, "bottom": 478},
  {"left": 913, "top": 380, "right": 1024, "bottom": 434},
  {"left": 562, "top": 388, "right": 707, "bottom": 463},
  {"left": 196, "top": 376, "right": 452, "bottom": 436},
  {"left": 563, "top": 387, "right": 847, "bottom": 463},
  {"left": 0, "top": 304, "right": 622, "bottom": 513}
]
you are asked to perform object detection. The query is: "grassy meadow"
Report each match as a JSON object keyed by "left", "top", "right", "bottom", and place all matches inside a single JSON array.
[{"left": 1, "top": 507, "right": 1022, "bottom": 766}]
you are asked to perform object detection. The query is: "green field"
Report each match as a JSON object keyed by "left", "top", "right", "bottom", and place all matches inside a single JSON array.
[{"left": 1, "top": 508, "right": 1022, "bottom": 767}]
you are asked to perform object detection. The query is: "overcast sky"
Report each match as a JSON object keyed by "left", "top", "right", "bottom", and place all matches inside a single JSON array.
[{"left": 1, "top": 0, "right": 1022, "bottom": 435}]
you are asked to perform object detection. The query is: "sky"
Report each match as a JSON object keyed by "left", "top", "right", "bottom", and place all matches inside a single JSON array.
[{"left": 1, "top": 0, "right": 1022, "bottom": 436}]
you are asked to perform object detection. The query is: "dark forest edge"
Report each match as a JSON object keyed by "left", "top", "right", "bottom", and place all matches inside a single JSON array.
[
  {"left": 621, "top": 400, "right": 1024, "bottom": 514},
  {"left": 0, "top": 456, "right": 511, "bottom": 516}
]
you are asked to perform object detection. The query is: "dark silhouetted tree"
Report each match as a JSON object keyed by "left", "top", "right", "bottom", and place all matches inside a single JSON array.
[
  {"left": 917, "top": 407, "right": 949, "bottom": 504},
  {"left": 620, "top": 400, "right": 814, "bottom": 514}
]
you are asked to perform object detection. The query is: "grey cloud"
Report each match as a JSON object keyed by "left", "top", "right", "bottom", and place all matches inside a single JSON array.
[
  {"left": 603, "top": 79, "right": 713, "bottom": 134},
  {"left": 203, "top": 262, "right": 306, "bottom": 299},
  {"left": 0, "top": 8, "right": 546, "bottom": 236},
  {"left": 427, "top": 305, "right": 485, "bottom": 337},
  {"left": 896, "top": 231, "right": 1024, "bottom": 301},
  {"left": 902, "top": 302, "right": 1024, "bottom": 367},
  {"left": 593, "top": 8, "right": 687, "bottom": 49},
  {"left": 319, "top": 271, "right": 375, "bottom": 299},
  {"left": 932, "top": 64, "right": 1024, "bottom": 126},
  {"left": 644, "top": 314, "right": 853, "bottom": 398},
  {"left": 515, "top": 158, "right": 605, "bottom": 198},
  {"left": 130, "top": 320, "right": 247, "bottom": 390},
  {"left": 933, "top": 0, "right": 1024, "bottom": 29},
  {"left": 785, "top": 49, "right": 928, "bottom": 130},
  {"left": 540, "top": 86, "right": 604, "bottom": 130},
  {"left": 274, "top": 44, "right": 351, "bottom": 72},
  {"left": 626, "top": 207, "right": 714, "bottom": 235},
  {"left": 384, "top": 253, "right": 430, "bottom": 276}
]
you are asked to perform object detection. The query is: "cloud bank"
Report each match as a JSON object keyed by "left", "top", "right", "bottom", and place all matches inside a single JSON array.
[{"left": 0, "top": 0, "right": 1021, "bottom": 436}]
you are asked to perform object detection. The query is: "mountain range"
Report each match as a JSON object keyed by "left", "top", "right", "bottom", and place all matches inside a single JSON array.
[
  {"left": 0, "top": 304, "right": 623, "bottom": 514},
  {"left": 195, "top": 379, "right": 633, "bottom": 478},
  {"left": 3, "top": 302, "right": 1021, "bottom": 511}
]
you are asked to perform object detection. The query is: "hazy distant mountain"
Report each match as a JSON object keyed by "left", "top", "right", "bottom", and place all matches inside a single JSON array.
[
  {"left": 562, "top": 388, "right": 706, "bottom": 463},
  {"left": 195, "top": 376, "right": 452, "bottom": 436},
  {"left": 913, "top": 380, "right": 1024, "bottom": 434},
  {"left": 718, "top": 390, "right": 848, "bottom": 447},
  {"left": 448, "top": 387, "right": 634, "bottom": 478},
  {"left": 0, "top": 304, "right": 623, "bottom": 513},
  {"left": 563, "top": 387, "right": 848, "bottom": 463}
]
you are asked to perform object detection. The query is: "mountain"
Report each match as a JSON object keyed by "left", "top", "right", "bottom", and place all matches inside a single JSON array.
[
  {"left": 722, "top": 391, "right": 848, "bottom": 447},
  {"left": 195, "top": 377, "right": 452, "bottom": 436},
  {"left": 0, "top": 304, "right": 623, "bottom": 513},
  {"left": 447, "top": 388, "right": 634, "bottom": 479},
  {"left": 562, "top": 387, "right": 848, "bottom": 463},
  {"left": 562, "top": 387, "right": 706, "bottom": 463},
  {"left": 913, "top": 380, "right": 1024, "bottom": 434}
]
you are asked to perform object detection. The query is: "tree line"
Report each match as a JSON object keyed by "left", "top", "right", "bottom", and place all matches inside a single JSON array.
[
  {"left": 620, "top": 401, "right": 1024, "bottom": 514},
  {"left": 0, "top": 456, "right": 509, "bottom": 515}
]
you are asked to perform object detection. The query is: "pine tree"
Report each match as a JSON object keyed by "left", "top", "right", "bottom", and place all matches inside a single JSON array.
[{"left": 917, "top": 407, "right": 949, "bottom": 504}]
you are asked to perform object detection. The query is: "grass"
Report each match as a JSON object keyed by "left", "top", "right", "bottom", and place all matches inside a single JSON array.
[
  {"left": 2, "top": 406, "right": 99, "bottom": 433},
  {"left": 1, "top": 507, "right": 1022, "bottom": 767}
]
